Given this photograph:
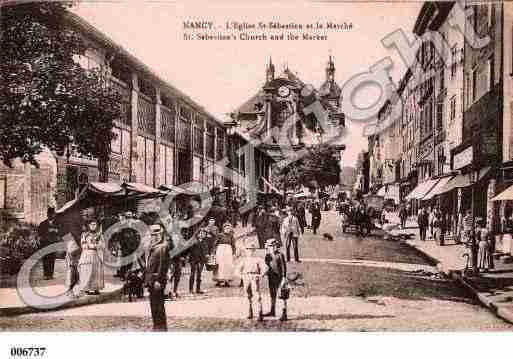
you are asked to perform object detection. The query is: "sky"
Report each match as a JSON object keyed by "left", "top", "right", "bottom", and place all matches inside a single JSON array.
[{"left": 73, "top": 0, "right": 422, "bottom": 168}]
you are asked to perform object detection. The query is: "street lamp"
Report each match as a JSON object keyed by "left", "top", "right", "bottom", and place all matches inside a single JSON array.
[{"left": 467, "top": 162, "right": 480, "bottom": 275}]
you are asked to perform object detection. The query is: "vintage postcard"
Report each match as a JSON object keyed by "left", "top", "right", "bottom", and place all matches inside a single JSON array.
[{"left": 1, "top": 0, "right": 513, "bottom": 350}]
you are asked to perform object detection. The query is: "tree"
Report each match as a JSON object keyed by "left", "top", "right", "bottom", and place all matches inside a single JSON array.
[
  {"left": 272, "top": 144, "right": 341, "bottom": 191},
  {"left": 0, "top": 2, "right": 121, "bottom": 181}
]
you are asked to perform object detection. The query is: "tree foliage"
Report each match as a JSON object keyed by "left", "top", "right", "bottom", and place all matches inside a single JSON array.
[
  {"left": 0, "top": 1, "right": 121, "bottom": 171},
  {"left": 272, "top": 144, "right": 341, "bottom": 191}
]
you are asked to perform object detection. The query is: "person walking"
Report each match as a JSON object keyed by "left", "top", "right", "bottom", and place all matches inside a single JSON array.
[
  {"left": 399, "top": 205, "right": 407, "bottom": 230},
  {"left": 295, "top": 202, "right": 307, "bottom": 235},
  {"left": 433, "top": 208, "right": 444, "bottom": 245},
  {"left": 78, "top": 219, "right": 105, "bottom": 295},
  {"left": 254, "top": 206, "right": 267, "bottom": 249},
  {"left": 37, "top": 207, "right": 60, "bottom": 280},
  {"left": 188, "top": 228, "right": 208, "bottom": 294},
  {"left": 264, "top": 239, "right": 288, "bottom": 321},
  {"left": 417, "top": 207, "right": 428, "bottom": 241},
  {"left": 310, "top": 201, "right": 322, "bottom": 235},
  {"left": 144, "top": 224, "right": 172, "bottom": 331},
  {"left": 281, "top": 208, "right": 302, "bottom": 263}
]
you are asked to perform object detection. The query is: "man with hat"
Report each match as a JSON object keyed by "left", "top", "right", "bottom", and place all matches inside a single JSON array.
[
  {"left": 236, "top": 238, "right": 266, "bottom": 321},
  {"left": 37, "top": 207, "right": 61, "bottom": 280},
  {"left": 144, "top": 224, "right": 172, "bottom": 331},
  {"left": 264, "top": 238, "right": 288, "bottom": 321}
]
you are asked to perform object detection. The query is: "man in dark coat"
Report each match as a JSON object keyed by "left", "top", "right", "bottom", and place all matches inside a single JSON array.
[
  {"left": 253, "top": 206, "right": 267, "bottom": 249},
  {"left": 310, "top": 201, "right": 322, "bottom": 235},
  {"left": 295, "top": 203, "right": 307, "bottom": 235},
  {"left": 188, "top": 228, "right": 208, "bottom": 294},
  {"left": 144, "top": 225, "right": 172, "bottom": 331},
  {"left": 264, "top": 239, "right": 288, "bottom": 321},
  {"left": 417, "top": 207, "right": 429, "bottom": 241},
  {"left": 37, "top": 207, "right": 60, "bottom": 280}
]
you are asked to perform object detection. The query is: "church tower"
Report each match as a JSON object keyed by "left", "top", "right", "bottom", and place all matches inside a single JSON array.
[
  {"left": 326, "top": 54, "right": 335, "bottom": 83},
  {"left": 266, "top": 57, "right": 275, "bottom": 83}
]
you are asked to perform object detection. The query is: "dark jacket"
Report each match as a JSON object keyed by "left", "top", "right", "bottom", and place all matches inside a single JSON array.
[
  {"left": 144, "top": 242, "right": 171, "bottom": 288},
  {"left": 265, "top": 252, "right": 287, "bottom": 280},
  {"left": 37, "top": 218, "right": 61, "bottom": 247},
  {"left": 188, "top": 237, "right": 208, "bottom": 264}
]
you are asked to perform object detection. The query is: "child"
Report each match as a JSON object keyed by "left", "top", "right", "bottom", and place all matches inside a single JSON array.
[{"left": 236, "top": 239, "right": 266, "bottom": 321}]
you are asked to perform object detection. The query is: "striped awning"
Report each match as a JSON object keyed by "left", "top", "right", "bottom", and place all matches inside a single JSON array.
[
  {"left": 492, "top": 184, "right": 513, "bottom": 201},
  {"left": 422, "top": 176, "right": 454, "bottom": 200},
  {"left": 405, "top": 178, "right": 440, "bottom": 200}
]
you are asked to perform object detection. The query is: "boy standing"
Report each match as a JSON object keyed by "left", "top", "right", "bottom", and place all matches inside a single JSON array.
[
  {"left": 264, "top": 238, "right": 288, "bottom": 321},
  {"left": 236, "top": 239, "right": 266, "bottom": 321}
]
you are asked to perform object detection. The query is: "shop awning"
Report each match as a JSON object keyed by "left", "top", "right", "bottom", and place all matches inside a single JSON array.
[
  {"left": 439, "top": 166, "right": 491, "bottom": 194},
  {"left": 405, "top": 178, "right": 440, "bottom": 200},
  {"left": 492, "top": 184, "right": 513, "bottom": 201},
  {"left": 376, "top": 186, "right": 387, "bottom": 197},
  {"left": 422, "top": 176, "right": 454, "bottom": 200}
]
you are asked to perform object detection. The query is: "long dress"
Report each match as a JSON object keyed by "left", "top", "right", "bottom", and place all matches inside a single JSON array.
[
  {"left": 214, "top": 233, "right": 235, "bottom": 282},
  {"left": 78, "top": 231, "right": 105, "bottom": 292}
]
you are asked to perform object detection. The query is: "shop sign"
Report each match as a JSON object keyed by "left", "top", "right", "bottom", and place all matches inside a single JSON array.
[
  {"left": 418, "top": 138, "right": 433, "bottom": 160},
  {"left": 453, "top": 146, "right": 473, "bottom": 170}
]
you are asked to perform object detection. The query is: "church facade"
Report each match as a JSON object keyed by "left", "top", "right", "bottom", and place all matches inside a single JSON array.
[{"left": 229, "top": 56, "right": 346, "bottom": 188}]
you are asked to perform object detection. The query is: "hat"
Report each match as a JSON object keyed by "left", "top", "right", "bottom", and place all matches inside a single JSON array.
[
  {"left": 150, "top": 225, "right": 162, "bottom": 234},
  {"left": 223, "top": 222, "right": 232, "bottom": 229},
  {"left": 246, "top": 239, "right": 259, "bottom": 250},
  {"left": 265, "top": 238, "right": 279, "bottom": 248}
]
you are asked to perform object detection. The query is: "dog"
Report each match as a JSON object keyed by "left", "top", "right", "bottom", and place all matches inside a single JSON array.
[
  {"left": 322, "top": 233, "right": 334, "bottom": 241},
  {"left": 124, "top": 268, "right": 144, "bottom": 302}
]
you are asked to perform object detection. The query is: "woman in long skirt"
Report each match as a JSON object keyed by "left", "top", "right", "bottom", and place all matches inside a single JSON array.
[
  {"left": 78, "top": 219, "right": 105, "bottom": 295},
  {"left": 214, "top": 223, "right": 236, "bottom": 287}
]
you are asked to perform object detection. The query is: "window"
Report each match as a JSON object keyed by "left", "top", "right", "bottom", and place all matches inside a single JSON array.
[
  {"left": 0, "top": 178, "right": 5, "bottom": 209},
  {"left": 73, "top": 54, "right": 101, "bottom": 71},
  {"left": 451, "top": 46, "right": 457, "bottom": 79},
  {"left": 488, "top": 57, "right": 494, "bottom": 89},
  {"left": 487, "top": 2, "right": 493, "bottom": 28},
  {"left": 450, "top": 96, "right": 456, "bottom": 123},
  {"left": 472, "top": 69, "right": 477, "bottom": 103},
  {"left": 137, "top": 136, "right": 155, "bottom": 186},
  {"left": 111, "top": 127, "right": 122, "bottom": 154},
  {"left": 440, "top": 66, "right": 445, "bottom": 91},
  {"left": 159, "top": 144, "right": 174, "bottom": 185},
  {"left": 111, "top": 127, "right": 130, "bottom": 157},
  {"left": 436, "top": 102, "right": 443, "bottom": 130}
]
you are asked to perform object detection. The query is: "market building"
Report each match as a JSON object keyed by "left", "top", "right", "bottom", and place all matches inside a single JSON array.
[{"left": 0, "top": 10, "right": 274, "bottom": 225}]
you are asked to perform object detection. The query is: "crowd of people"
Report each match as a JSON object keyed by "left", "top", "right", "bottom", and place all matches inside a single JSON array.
[
  {"left": 415, "top": 205, "right": 495, "bottom": 272},
  {"left": 36, "top": 194, "right": 331, "bottom": 331}
]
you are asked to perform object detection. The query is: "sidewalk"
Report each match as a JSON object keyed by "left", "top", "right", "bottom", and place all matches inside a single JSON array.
[
  {"left": 0, "top": 224, "right": 253, "bottom": 317},
  {"left": 0, "top": 258, "right": 124, "bottom": 317},
  {"left": 389, "top": 216, "right": 513, "bottom": 325}
]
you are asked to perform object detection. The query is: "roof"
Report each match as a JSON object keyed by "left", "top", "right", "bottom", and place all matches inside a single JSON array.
[{"left": 65, "top": 11, "right": 226, "bottom": 127}]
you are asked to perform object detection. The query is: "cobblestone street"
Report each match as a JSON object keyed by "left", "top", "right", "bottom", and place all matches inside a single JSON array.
[{"left": 1, "top": 211, "right": 511, "bottom": 331}]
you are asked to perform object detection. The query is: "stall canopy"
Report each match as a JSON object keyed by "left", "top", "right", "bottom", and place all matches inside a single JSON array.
[
  {"left": 422, "top": 175, "right": 454, "bottom": 200},
  {"left": 405, "top": 178, "right": 440, "bottom": 200},
  {"left": 492, "top": 183, "right": 513, "bottom": 201},
  {"left": 439, "top": 166, "right": 491, "bottom": 194},
  {"left": 56, "top": 182, "right": 165, "bottom": 216}
]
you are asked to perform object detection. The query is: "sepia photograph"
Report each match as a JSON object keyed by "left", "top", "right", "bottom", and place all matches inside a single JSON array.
[{"left": 2, "top": 0, "right": 513, "bottom": 351}]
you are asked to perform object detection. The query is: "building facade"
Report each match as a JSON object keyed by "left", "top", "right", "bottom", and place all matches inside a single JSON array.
[{"left": 0, "top": 11, "right": 273, "bottom": 225}]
